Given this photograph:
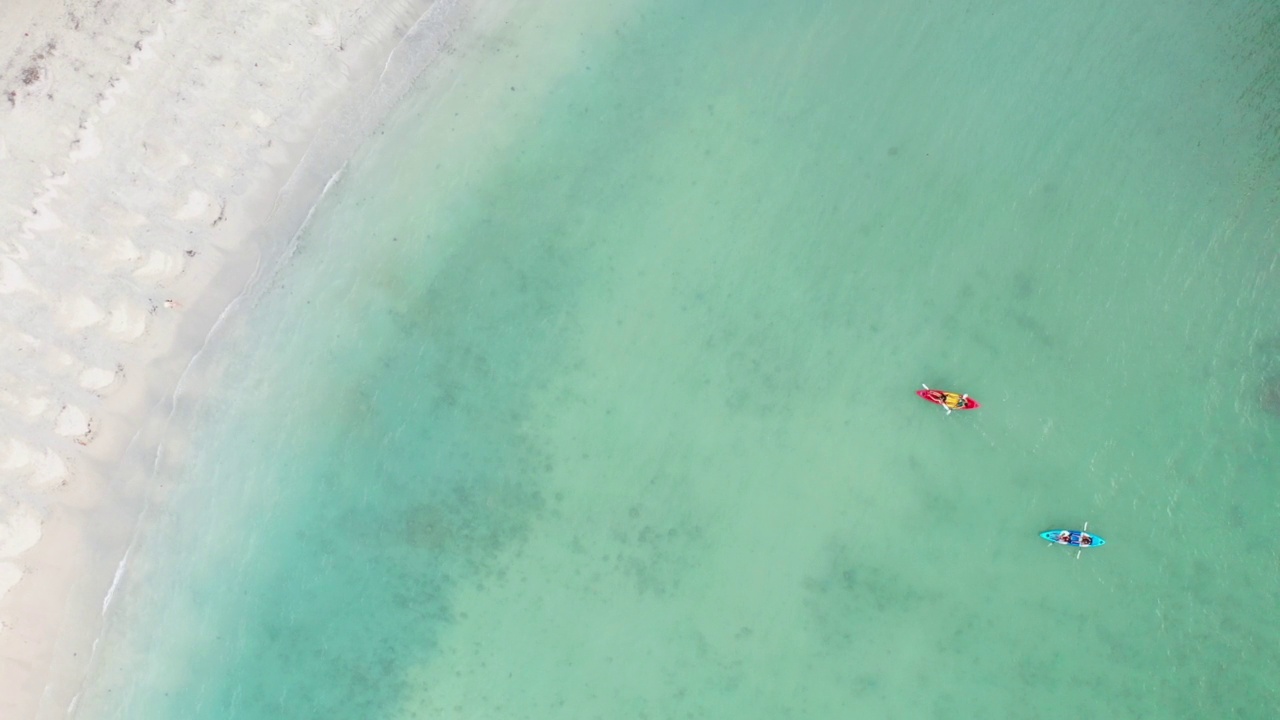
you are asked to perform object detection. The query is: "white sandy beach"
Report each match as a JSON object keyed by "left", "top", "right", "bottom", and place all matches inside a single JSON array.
[{"left": 0, "top": 0, "right": 472, "bottom": 716}]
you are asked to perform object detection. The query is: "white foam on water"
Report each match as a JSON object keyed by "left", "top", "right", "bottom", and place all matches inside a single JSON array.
[{"left": 100, "top": 550, "right": 129, "bottom": 616}]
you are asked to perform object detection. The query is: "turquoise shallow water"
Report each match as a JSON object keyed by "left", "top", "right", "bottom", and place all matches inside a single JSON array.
[{"left": 76, "top": 0, "right": 1280, "bottom": 718}]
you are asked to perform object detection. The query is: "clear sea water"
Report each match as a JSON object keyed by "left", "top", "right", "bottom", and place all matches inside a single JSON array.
[{"left": 74, "top": 0, "right": 1280, "bottom": 718}]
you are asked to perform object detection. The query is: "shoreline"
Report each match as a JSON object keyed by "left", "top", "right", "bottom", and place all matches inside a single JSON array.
[{"left": 0, "top": 1, "right": 474, "bottom": 716}]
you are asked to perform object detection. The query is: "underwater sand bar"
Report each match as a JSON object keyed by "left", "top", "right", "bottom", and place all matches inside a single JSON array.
[{"left": 0, "top": 0, "right": 486, "bottom": 716}]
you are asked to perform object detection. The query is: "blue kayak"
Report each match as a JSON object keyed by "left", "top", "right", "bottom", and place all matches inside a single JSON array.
[{"left": 1040, "top": 529, "right": 1106, "bottom": 548}]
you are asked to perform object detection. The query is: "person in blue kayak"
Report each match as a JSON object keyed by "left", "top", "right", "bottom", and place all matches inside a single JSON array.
[
  {"left": 1079, "top": 534, "right": 1093, "bottom": 547},
  {"left": 1057, "top": 531, "right": 1073, "bottom": 544}
]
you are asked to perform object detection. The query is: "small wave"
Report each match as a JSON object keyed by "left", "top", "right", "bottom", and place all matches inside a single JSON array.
[{"left": 101, "top": 549, "right": 130, "bottom": 615}]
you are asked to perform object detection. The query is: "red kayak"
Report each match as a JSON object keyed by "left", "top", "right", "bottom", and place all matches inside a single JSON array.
[{"left": 917, "top": 384, "right": 980, "bottom": 412}]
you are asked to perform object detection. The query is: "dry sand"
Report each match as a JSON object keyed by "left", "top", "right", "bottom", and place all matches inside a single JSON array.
[{"left": 0, "top": 0, "right": 472, "bottom": 716}]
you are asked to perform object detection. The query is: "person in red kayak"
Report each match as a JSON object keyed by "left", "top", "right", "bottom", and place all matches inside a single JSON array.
[{"left": 919, "top": 385, "right": 979, "bottom": 413}]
